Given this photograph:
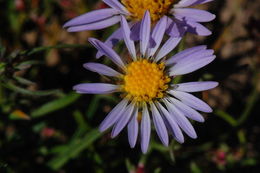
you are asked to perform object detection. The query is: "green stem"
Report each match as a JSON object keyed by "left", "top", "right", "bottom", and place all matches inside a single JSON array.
[
  {"left": 237, "top": 76, "right": 259, "bottom": 126},
  {"left": 21, "top": 44, "right": 90, "bottom": 56}
]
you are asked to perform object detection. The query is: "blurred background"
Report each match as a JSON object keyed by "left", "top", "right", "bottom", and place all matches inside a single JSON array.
[{"left": 0, "top": 0, "right": 259, "bottom": 172}]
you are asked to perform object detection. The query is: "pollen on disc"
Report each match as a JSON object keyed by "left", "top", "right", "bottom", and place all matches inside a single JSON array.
[
  {"left": 123, "top": 59, "right": 170, "bottom": 102},
  {"left": 121, "top": 0, "right": 175, "bottom": 22}
]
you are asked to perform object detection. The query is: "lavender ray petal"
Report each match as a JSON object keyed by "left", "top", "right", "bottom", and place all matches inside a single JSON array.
[
  {"left": 155, "top": 37, "right": 182, "bottom": 62},
  {"left": 174, "top": 0, "right": 214, "bottom": 8},
  {"left": 167, "top": 49, "right": 214, "bottom": 67},
  {"left": 121, "top": 16, "right": 136, "bottom": 59},
  {"left": 111, "top": 103, "right": 135, "bottom": 138},
  {"left": 96, "top": 27, "right": 123, "bottom": 58},
  {"left": 63, "top": 9, "right": 119, "bottom": 28},
  {"left": 130, "top": 21, "right": 141, "bottom": 41},
  {"left": 168, "top": 97, "right": 204, "bottom": 122},
  {"left": 141, "top": 104, "right": 151, "bottom": 153},
  {"left": 127, "top": 108, "right": 138, "bottom": 148},
  {"left": 73, "top": 83, "right": 119, "bottom": 94},
  {"left": 83, "top": 63, "right": 121, "bottom": 77},
  {"left": 103, "top": 0, "right": 130, "bottom": 15},
  {"left": 88, "top": 38, "right": 125, "bottom": 69},
  {"left": 173, "top": 8, "right": 215, "bottom": 22},
  {"left": 174, "top": 0, "right": 197, "bottom": 7},
  {"left": 140, "top": 11, "right": 151, "bottom": 57},
  {"left": 169, "top": 90, "right": 213, "bottom": 112},
  {"left": 169, "top": 55, "right": 216, "bottom": 76},
  {"left": 164, "top": 99, "right": 197, "bottom": 138},
  {"left": 96, "top": 22, "right": 135, "bottom": 58},
  {"left": 166, "top": 17, "right": 187, "bottom": 37},
  {"left": 185, "top": 20, "right": 212, "bottom": 36},
  {"left": 173, "top": 81, "right": 219, "bottom": 92},
  {"left": 99, "top": 99, "right": 129, "bottom": 132},
  {"left": 147, "top": 16, "right": 167, "bottom": 57},
  {"left": 67, "top": 15, "right": 120, "bottom": 32},
  {"left": 193, "top": 0, "right": 214, "bottom": 5},
  {"left": 166, "top": 46, "right": 209, "bottom": 65},
  {"left": 156, "top": 102, "right": 184, "bottom": 143},
  {"left": 150, "top": 102, "right": 169, "bottom": 146}
]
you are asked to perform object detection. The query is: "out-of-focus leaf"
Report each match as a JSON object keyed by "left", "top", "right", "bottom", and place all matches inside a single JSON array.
[
  {"left": 125, "top": 159, "right": 134, "bottom": 172},
  {"left": 237, "top": 130, "right": 246, "bottom": 144},
  {"left": 73, "top": 110, "right": 89, "bottom": 130},
  {"left": 151, "top": 141, "right": 168, "bottom": 152},
  {"left": 154, "top": 168, "right": 161, "bottom": 173},
  {"left": 241, "top": 158, "right": 257, "bottom": 166},
  {"left": 47, "top": 128, "right": 102, "bottom": 170},
  {"left": 13, "top": 76, "right": 35, "bottom": 85},
  {"left": 10, "top": 109, "right": 30, "bottom": 120},
  {"left": 93, "top": 153, "right": 103, "bottom": 165},
  {"left": 190, "top": 162, "right": 202, "bottom": 173},
  {"left": 8, "top": 0, "right": 20, "bottom": 33},
  {"left": 86, "top": 95, "right": 118, "bottom": 119},
  {"left": 3, "top": 82, "right": 62, "bottom": 97},
  {"left": 31, "top": 92, "right": 80, "bottom": 118},
  {"left": 39, "top": 147, "right": 49, "bottom": 156},
  {"left": 169, "top": 141, "right": 176, "bottom": 163},
  {"left": 0, "top": 62, "right": 6, "bottom": 75},
  {"left": 202, "top": 73, "right": 214, "bottom": 80},
  {"left": 21, "top": 44, "right": 91, "bottom": 56},
  {"left": 173, "top": 76, "right": 182, "bottom": 84},
  {"left": 32, "top": 122, "right": 46, "bottom": 133},
  {"left": 0, "top": 85, "right": 4, "bottom": 105},
  {"left": 15, "top": 60, "right": 42, "bottom": 70},
  {"left": 215, "top": 109, "right": 237, "bottom": 127},
  {"left": 0, "top": 46, "right": 5, "bottom": 58},
  {"left": 237, "top": 79, "right": 259, "bottom": 126}
]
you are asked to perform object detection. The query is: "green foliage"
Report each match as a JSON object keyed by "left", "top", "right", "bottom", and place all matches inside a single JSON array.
[
  {"left": 47, "top": 128, "right": 102, "bottom": 170},
  {"left": 31, "top": 92, "right": 81, "bottom": 118}
]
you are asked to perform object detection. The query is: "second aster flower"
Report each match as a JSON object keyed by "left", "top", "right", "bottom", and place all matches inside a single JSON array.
[
  {"left": 64, "top": 0, "right": 215, "bottom": 58},
  {"left": 73, "top": 14, "right": 218, "bottom": 153}
]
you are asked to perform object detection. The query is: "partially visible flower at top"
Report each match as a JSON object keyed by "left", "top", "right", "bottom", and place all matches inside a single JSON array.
[
  {"left": 64, "top": 0, "right": 215, "bottom": 58},
  {"left": 73, "top": 13, "right": 218, "bottom": 153}
]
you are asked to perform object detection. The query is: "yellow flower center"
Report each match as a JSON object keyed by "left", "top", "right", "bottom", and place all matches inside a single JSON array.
[
  {"left": 123, "top": 59, "right": 171, "bottom": 102},
  {"left": 121, "top": 0, "right": 175, "bottom": 22}
]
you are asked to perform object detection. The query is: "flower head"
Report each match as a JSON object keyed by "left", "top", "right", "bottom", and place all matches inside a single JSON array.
[
  {"left": 121, "top": 0, "right": 174, "bottom": 22},
  {"left": 64, "top": 0, "right": 215, "bottom": 58},
  {"left": 73, "top": 14, "right": 218, "bottom": 153}
]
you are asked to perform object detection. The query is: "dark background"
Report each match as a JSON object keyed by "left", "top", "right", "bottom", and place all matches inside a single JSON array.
[{"left": 0, "top": 0, "right": 259, "bottom": 172}]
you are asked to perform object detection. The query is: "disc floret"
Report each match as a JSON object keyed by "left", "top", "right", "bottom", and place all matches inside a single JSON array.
[
  {"left": 123, "top": 59, "right": 171, "bottom": 102},
  {"left": 121, "top": 0, "right": 175, "bottom": 22}
]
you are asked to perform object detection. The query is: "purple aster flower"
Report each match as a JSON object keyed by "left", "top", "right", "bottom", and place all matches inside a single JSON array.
[
  {"left": 64, "top": 0, "right": 215, "bottom": 58},
  {"left": 73, "top": 14, "right": 218, "bottom": 153}
]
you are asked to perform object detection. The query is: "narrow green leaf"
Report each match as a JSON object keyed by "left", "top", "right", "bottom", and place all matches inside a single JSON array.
[
  {"left": 237, "top": 130, "right": 246, "bottom": 144},
  {"left": 48, "top": 128, "right": 102, "bottom": 170},
  {"left": 215, "top": 109, "right": 237, "bottom": 127},
  {"left": 15, "top": 60, "right": 42, "bottom": 70},
  {"left": 73, "top": 110, "right": 89, "bottom": 130},
  {"left": 31, "top": 92, "right": 80, "bottom": 118},
  {"left": 237, "top": 83, "right": 259, "bottom": 125},
  {"left": 13, "top": 76, "right": 35, "bottom": 85},
  {"left": 3, "top": 82, "right": 62, "bottom": 97},
  {"left": 21, "top": 44, "right": 91, "bottom": 56}
]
